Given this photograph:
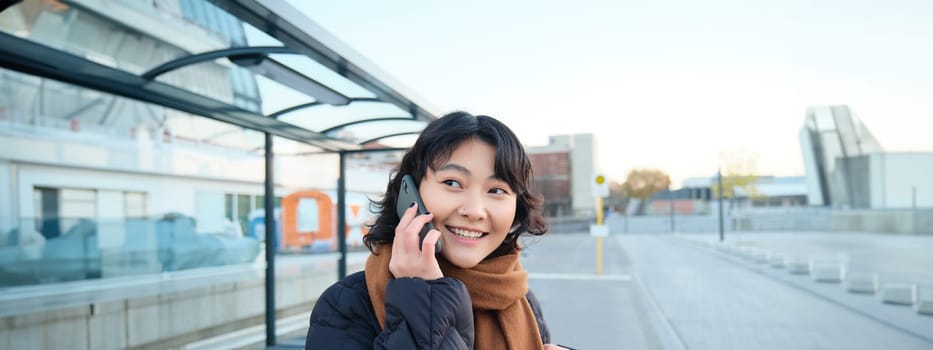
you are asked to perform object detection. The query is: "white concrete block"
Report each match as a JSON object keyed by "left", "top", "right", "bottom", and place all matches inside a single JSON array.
[
  {"left": 737, "top": 247, "right": 755, "bottom": 260},
  {"left": 713, "top": 243, "right": 729, "bottom": 252},
  {"left": 916, "top": 299, "right": 933, "bottom": 315},
  {"left": 767, "top": 253, "right": 785, "bottom": 268},
  {"left": 751, "top": 249, "right": 768, "bottom": 264},
  {"left": 915, "top": 286, "right": 933, "bottom": 315},
  {"left": 724, "top": 244, "right": 741, "bottom": 256},
  {"left": 785, "top": 256, "right": 809, "bottom": 274},
  {"left": 880, "top": 283, "right": 916, "bottom": 305},
  {"left": 809, "top": 258, "right": 842, "bottom": 283},
  {"left": 843, "top": 272, "right": 877, "bottom": 294}
]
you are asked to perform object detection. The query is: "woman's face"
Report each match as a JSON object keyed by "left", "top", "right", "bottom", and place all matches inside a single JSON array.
[{"left": 419, "top": 138, "right": 518, "bottom": 269}]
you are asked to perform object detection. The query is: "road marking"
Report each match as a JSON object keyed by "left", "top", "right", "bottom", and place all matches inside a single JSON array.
[{"left": 528, "top": 273, "right": 632, "bottom": 281}]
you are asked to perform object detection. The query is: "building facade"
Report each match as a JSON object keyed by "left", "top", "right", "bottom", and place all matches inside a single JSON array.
[{"left": 527, "top": 133, "right": 597, "bottom": 218}]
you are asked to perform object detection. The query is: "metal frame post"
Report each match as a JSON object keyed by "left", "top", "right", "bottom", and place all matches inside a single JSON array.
[
  {"left": 264, "top": 133, "right": 276, "bottom": 346},
  {"left": 337, "top": 151, "right": 347, "bottom": 279}
]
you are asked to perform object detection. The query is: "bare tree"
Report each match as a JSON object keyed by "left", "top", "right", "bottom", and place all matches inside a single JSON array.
[{"left": 622, "top": 169, "right": 671, "bottom": 214}]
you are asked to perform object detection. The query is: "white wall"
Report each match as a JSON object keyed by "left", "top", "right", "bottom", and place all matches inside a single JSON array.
[
  {"left": 0, "top": 130, "right": 272, "bottom": 186},
  {"left": 16, "top": 163, "right": 278, "bottom": 222},
  {"left": 870, "top": 153, "right": 886, "bottom": 208},
  {"left": 14, "top": 161, "right": 387, "bottom": 236},
  {"left": 874, "top": 153, "right": 933, "bottom": 208},
  {"left": 570, "top": 134, "right": 596, "bottom": 217}
]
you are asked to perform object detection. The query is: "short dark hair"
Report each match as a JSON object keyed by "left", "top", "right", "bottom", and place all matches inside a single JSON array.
[{"left": 364, "top": 111, "right": 548, "bottom": 257}]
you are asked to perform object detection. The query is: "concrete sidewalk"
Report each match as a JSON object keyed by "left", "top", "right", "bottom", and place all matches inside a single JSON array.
[{"left": 619, "top": 234, "right": 933, "bottom": 350}]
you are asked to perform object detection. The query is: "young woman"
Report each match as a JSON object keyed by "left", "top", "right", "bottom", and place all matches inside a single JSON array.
[{"left": 305, "top": 112, "right": 569, "bottom": 349}]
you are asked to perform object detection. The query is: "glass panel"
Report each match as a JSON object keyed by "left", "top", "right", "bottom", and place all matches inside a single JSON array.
[
  {"left": 237, "top": 194, "right": 250, "bottom": 235},
  {"left": 195, "top": 192, "right": 225, "bottom": 234},
  {"left": 330, "top": 119, "right": 428, "bottom": 144},
  {"left": 271, "top": 54, "right": 374, "bottom": 99},
  {"left": 0, "top": 62, "right": 271, "bottom": 288},
  {"left": 225, "top": 193, "right": 234, "bottom": 220},
  {"left": 60, "top": 188, "right": 97, "bottom": 220},
  {"left": 0, "top": 0, "right": 421, "bottom": 295},
  {"left": 124, "top": 192, "right": 147, "bottom": 218},
  {"left": 254, "top": 195, "right": 265, "bottom": 210},
  {"left": 276, "top": 101, "right": 410, "bottom": 132},
  {"left": 155, "top": 62, "right": 237, "bottom": 105}
]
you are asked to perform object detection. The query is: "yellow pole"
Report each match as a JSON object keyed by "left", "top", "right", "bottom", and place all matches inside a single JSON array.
[
  {"left": 597, "top": 196, "right": 604, "bottom": 225},
  {"left": 596, "top": 196, "right": 603, "bottom": 274}
]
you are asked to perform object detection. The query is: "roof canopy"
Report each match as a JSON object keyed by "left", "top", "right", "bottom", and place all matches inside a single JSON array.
[{"left": 0, "top": 0, "right": 438, "bottom": 153}]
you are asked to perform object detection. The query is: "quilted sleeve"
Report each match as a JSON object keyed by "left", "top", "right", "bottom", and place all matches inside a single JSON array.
[
  {"left": 305, "top": 278, "right": 381, "bottom": 349},
  {"left": 375, "top": 277, "right": 474, "bottom": 350}
]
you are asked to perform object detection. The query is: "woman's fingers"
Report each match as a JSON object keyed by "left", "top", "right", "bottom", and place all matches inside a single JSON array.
[
  {"left": 394, "top": 203, "right": 419, "bottom": 252},
  {"left": 390, "top": 202, "right": 443, "bottom": 280},
  {"left": 420, "top": 229, "right": 441, "bottom": 258},
  {"left": 395, "top": 203, "right": 434, "bottom": 252}
]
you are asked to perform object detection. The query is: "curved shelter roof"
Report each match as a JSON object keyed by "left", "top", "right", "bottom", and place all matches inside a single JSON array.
[{"left": 0, "top": 0, "right": 439, "bottom": 152}]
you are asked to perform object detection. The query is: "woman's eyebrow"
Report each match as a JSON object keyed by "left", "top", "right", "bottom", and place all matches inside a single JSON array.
[
  {"left": 437, "top": 163, "right": 506, "bottom": 182},
  {"left": 437, "top": 163, "right": 470, "bottom": 175}
]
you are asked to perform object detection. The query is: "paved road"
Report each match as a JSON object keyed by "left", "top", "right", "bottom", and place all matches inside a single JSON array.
[
  {"left": 521, "top": 234, "right": 669, "bottom": 350},
  {"left": 520, "top": 232, "right": 933, "bottom": 350}
]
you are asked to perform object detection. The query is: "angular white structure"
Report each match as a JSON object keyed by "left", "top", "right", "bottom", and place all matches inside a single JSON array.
[{"left": 799, "top": 105, "right": 933, "bottom": 209}]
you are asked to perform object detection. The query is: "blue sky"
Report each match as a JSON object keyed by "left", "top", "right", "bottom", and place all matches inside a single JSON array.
[{"left": 285, "top": 0, "right": 933, "bottom": 186}]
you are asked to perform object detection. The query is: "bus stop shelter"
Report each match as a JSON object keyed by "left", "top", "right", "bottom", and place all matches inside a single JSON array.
[{"left": 0, "top": 0, "right": 438, "bottom": 346}]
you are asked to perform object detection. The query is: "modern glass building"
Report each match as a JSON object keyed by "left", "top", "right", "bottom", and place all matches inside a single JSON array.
[{"left": 800, "top": 105, "right": 932, "bottom": 209}]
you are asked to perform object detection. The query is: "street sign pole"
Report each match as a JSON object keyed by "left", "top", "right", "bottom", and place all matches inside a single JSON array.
[{"left": 590, "top": 174, "right": 609, "bottom": 274}]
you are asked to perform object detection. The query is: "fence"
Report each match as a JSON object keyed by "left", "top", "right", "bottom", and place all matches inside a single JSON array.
[{"left": 552, "top": 207, "right": 933, "bottom": 234}]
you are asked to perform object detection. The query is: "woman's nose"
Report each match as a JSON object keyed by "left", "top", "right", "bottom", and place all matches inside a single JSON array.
[{"left": 458, "top": 196, "right": 487, "bottom": 220}]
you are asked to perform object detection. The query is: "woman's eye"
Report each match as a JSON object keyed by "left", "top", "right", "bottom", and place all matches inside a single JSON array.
[
  {"left": 490, "top": 188, "right": 509, "bottom": 195},
  {"left": 442, "top": 179, "right": 462, "bottom": 188}
]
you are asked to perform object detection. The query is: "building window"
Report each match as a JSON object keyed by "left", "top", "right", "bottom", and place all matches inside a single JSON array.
[
  {"left": 124, "top": 192, "right": 147, "bottom": 219},
  {"left": 225, "top": 193, "right": 234, "bottom": 221},
  {"left": 33, "top": 187, "right": 97, "bottom": 239},
  {"left": 237, "top": 194, "right": 251, "bottom": 234}
]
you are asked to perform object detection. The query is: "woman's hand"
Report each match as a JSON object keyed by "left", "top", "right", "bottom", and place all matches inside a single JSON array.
[{"left": 389, "top": 203, "right": 443, "bottom": 280}]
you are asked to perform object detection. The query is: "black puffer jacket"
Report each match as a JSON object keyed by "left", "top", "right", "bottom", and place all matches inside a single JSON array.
[{"left": 305, "top": 271, "right": 550, "bottom": 349}]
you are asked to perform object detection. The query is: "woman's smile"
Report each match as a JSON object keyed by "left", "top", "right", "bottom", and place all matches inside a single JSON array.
[{"left": 445, "top": 225, "right": 488, "bottom": 240}]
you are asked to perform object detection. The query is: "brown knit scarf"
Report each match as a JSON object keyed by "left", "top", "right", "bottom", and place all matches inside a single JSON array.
[{"left": 365, "top": 244, "right": 544, "bottom": 350}]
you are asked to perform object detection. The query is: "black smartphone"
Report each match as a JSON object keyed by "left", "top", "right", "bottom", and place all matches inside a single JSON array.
[{"left": 396, "top": 174, "right": 442, "bottom": 254}]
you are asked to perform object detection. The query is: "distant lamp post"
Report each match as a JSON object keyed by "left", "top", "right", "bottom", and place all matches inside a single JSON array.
[
  {"left": 718, "top": 167, "right": 725, "bottom": 242},
  {"left": 669, "top": 185, "right": 675, "bottom": 233}
]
